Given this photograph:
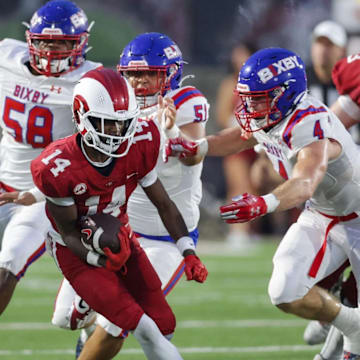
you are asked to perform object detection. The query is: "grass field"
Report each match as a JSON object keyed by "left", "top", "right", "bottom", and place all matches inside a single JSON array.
[{"left": 0, "top": 239, "right": 321, "bottom": 360}]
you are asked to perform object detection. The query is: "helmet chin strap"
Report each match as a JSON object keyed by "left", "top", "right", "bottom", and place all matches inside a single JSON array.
[{"left": 80, "top": 137, "right": 113, "bottom": 167}]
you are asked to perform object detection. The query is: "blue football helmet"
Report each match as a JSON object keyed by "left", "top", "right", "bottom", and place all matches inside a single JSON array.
[
  {"left": 118, "top": 32, "right": 183, "bottom": 108},
  {"left": 25, "top": 0, "right": 92, "bottom": 76},
  {"left": 234, "top": 47, "right": 307, "bottom": 132}
]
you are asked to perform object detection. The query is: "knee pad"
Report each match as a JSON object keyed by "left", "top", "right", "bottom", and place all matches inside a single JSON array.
[
  {"left": 51, "top": 304, "right": 72, "bottom": 329},
  {"left": 268, "top": 266, "right": 307, "bottom": 305},
  {"left": 52, "top": 295, "right": 95, "bottom": 330}
]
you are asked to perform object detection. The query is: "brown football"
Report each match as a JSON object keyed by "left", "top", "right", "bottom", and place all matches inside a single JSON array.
[{"left": 78, "top": 213, "right": 122, "bottom": 254}]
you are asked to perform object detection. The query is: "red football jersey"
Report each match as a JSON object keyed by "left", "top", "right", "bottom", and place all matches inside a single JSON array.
[
  {"left": 31, "top": 118, "right": 160, "bottom": 225},
  {"left": 332, "top": 54, "right": 360, "bottom": 106}
]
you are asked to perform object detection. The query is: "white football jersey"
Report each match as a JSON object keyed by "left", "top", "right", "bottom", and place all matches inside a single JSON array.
[
  {"left": 128, "top": 86, "right": 209, "bottom": 235},
  {"left": 254, "top": 94, "right": 360, "bottom": 216},
  {"left": 0, "top": 38, "right": 102, "bottom": 190}
]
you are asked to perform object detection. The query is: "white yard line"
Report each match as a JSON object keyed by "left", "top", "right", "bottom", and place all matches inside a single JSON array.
[
  {"left": 0, "top": 345, "right": 321, "bottom": 356},
  {"left": 0, "top": 318, "right": 306, "bottom": 330}
]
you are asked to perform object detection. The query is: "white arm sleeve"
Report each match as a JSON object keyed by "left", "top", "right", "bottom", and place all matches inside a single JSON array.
[
  {"left": 338, "top": 95, "right": 360, "bottom": 120},
  {"left": 46, "top": 196, "right": 75, "bottom": 206},
  {"left": 138, "top": 168, "right": 158, "bottom": 188}
]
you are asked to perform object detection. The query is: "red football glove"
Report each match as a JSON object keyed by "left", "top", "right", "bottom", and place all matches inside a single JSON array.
[
  {"left": 184, "top": 254, "right": 208, "bottom": 283},
  {"left": 163, "top": 137, "right": 200, "bottom": 163},
  {"left": 219, "top": 193, "right": 268, "bottom": 223},
  {"left": 103, "top": 226, "right": 131, "bottom": 273}
]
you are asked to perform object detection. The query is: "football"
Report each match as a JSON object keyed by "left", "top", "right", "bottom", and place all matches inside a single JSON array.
[{"left": 78, "top": 213, "right": 122, "bottom": 255}]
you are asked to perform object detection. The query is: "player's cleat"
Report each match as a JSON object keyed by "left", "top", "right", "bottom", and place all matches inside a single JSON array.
[
  {"left": 343, "top": 326, "right": 360, "bottom": 359},
  {"left": 343, "top": 351, "right": 360, "bottom": 359},
  {"left": 313, "top": 325, "right": 343, "bottom": 360},
  {"left": 304, "top": 320, "right": 331, "bottom": 345}
]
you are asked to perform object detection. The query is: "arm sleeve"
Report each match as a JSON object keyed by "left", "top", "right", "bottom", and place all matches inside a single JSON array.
[
  {"left": 337, "top": 94, "right": 360, "bottom": 120},
  {"left": 332, "top": 55, "right": 360, "bottom": 106},
  {"left": 138, "top": 168, "right": 157, "bottom": 188},
  {"left": 46, "top": 196, "right": 75, "bottom": 206}
]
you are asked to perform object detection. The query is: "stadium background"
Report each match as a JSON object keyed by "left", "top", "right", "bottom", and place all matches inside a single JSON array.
[{"left": 0, "top": 1, "right": 359, "bottom": 359}]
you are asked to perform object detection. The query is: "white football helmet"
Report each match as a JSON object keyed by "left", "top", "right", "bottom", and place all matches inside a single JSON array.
[{"left": 72, "top": 67, "right": 140, "bottom": 158}]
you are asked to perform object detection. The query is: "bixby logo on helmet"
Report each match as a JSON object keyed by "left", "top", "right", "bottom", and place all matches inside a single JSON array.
[
  {"left": 70, "top": 10, "right": 87, "bottom": 28},
  {"left": 164, "top": 45, "right": 181, "bottom": 60},
  {"left": 258, "top": 56, "right": 303, "bottom": 84}
]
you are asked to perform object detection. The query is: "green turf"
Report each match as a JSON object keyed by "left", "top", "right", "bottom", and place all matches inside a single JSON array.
[{"left": 0, "top": 240, "right": 321, "bottom": 359}]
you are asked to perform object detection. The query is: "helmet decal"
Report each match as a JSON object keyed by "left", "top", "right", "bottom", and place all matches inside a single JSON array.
[{"left": 257, "top": 55, "right": 303, "bottom": 84}]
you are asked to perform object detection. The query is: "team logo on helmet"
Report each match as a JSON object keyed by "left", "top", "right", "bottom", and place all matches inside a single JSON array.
[
  {"left": 30, "top": 12, "right": 41, "bottom": 28},
  {"left": 70, "top": 10, "right": 88, "bottom": 29},
  {"left": 164, "top": 45, "right": 182, "bottom": 60},
  {"left": 257, "top": 55, "right": 303, "bottom": 84}
]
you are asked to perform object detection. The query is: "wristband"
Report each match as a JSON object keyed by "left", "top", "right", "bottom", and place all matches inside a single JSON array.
[
  {"left": 164, "top": 124, "right": 180, "bottom": 139},
  {"left": 262, "top": 193, "right": 280, "bottom": 213},
  {"left": 197, "top": 139, "right": 209, "bottom": 157},
  {"left": 19, "top": 187, "right": 46, "bottom": 203},
  {"left": 86, "top": 251, "right": 101, "bottom": 267},
  {"left": 176, "top": 236, "right": 196, "bottom": 256}
]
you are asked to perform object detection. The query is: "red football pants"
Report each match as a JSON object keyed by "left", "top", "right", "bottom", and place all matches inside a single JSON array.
[{"left": 54, "top": 239, "right": 176, "bottom": 334}]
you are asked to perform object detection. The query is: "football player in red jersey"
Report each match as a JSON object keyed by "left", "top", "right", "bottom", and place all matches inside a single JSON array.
[
  {"left": 73, "top": 32, "right": 210, "bottom": 358},
  {"left": 31, "top": 67, "right": 207, "bottom": 360},
  {"left": 0, "top": 0, "right": 102, "bottom": 318},
  {"left": 331, "top": 54, "right": 360, "bottom": 130}
]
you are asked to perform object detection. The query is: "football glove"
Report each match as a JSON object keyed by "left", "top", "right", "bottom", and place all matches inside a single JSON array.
[
  {"left": 163, "top": 137, "right": 208, "bottom": 163},
  {"left": 104, "top": 226, "right": 131, "bottom": 273},
  {"left": 220, "top": 193, "right": 268, "bottom": 223},
  {"left": 184, "top": 254, "right": 208, "bottom": 283}
]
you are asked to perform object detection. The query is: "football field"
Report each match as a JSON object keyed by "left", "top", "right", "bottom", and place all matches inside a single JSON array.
[{"left": 0, "top": 239, "right": 321, "bottom": 360}]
